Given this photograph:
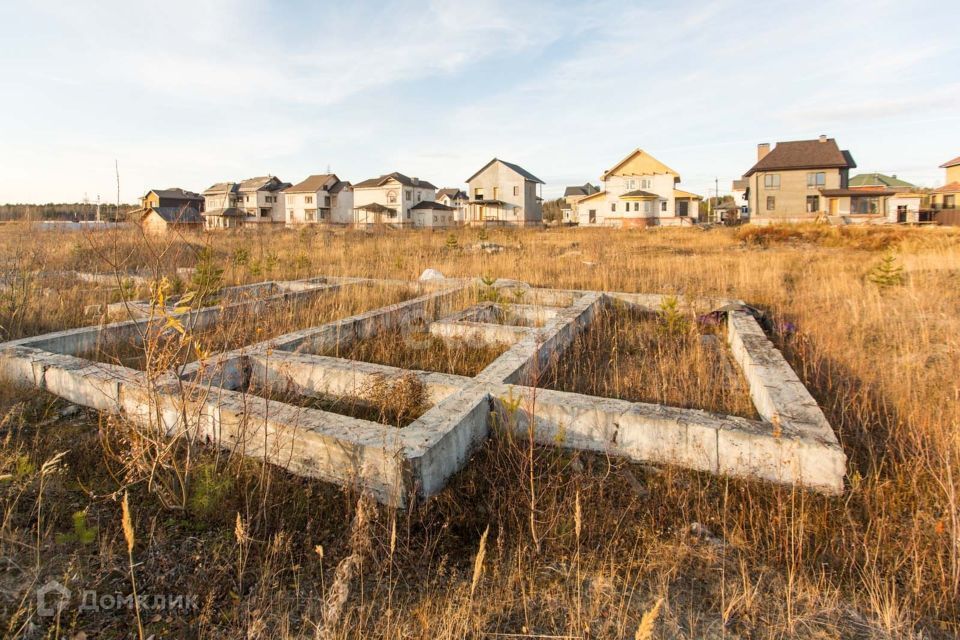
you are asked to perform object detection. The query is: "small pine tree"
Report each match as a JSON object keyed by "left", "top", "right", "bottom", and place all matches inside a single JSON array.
[
  {"left": 478, "top": 228, "right": 489, "bottom": 242},
  {"left": 445, "top": 233, "right": 459, "bottom": 251},
  {"left": 657, "top": 295, "right": 690, "bottom": 337},
  {"left": 868, "top": 253, "right": 904, "bottom": 287}
]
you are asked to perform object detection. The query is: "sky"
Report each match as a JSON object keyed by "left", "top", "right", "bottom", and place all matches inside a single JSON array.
[{"left": 1, "top": 0, "right": 958, "bottom": 204}]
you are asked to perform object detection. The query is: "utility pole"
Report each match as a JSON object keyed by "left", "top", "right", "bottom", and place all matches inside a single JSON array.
[{"left": 715, "top": 177, "right": 719, "bottom": 222}]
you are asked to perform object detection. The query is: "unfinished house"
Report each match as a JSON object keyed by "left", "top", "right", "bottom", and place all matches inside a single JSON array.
[
  {"left": 465, "top": 158, "right": 544, "bottom": 227},
  {"left": 284, "top": 174, "right": 353, "bottom": 226},
  {"left": 351, "top": 172, "right": 437, "bottom": 227},
  {"left": 743, "top": 136, "right": 856, "bottom": 224},
  {"left": 575, "top": 149, "right": 701, "bottom": 227},
  {"left": 563, "top": 183, "right": 599, "bottom": 223},
  {"left": 202, "top": 176, "right": 290, "bottom": 230},
  {"left": 136, "top": 188, "right": 204, "bottom": 234}
]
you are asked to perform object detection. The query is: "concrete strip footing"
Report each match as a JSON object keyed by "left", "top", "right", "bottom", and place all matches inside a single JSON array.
[{"left": 0, "top": 275, "right": 847, "bottom": 503}]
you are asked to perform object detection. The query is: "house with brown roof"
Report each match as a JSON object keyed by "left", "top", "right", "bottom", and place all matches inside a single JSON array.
[
  {"left": 351, "top": 172, "right": 438, "bottom": 226},
  {"left": 931, "top": 155, "right": 960, "bottom": 213},
  {"left": 284, "top": 174, "right": 353, "bottom": 226},
  {"left": 743, "top": 136, "right": 856, "bottom": 223},
  {"left": 465, "top": 158, "right": 544, "bottom": 227},
  {"left": 562, "top": 183, "right": 599, "bottom": 223},
  {"left": 575, "top": 149, "right": 701, "bottom": 227},
  {"left": 136, "top": 188, "right": 204, "bottom": 234},
  {"left": 202, "top": 176, "right": 290, "bottom": 229}
]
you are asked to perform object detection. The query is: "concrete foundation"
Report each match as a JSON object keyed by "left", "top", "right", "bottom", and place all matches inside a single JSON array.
[{"left": 0, "top": 274, "right": 847, "bottom": 505}]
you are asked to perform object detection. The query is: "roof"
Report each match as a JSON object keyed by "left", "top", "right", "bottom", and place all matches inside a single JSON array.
[
  {"left": 602, "top": 149, "right": 679, "bottom": 181},
  {"left": 940, "top": 156, "right": 960, "bottom": 169},
  {"left": 619, "top": 190, "right": 660, "bottom": 199},
  {"left": 674, "top": 188, "right": 702, "bottom": 199},
  {"left": 933, "top": 181, "right": 960, "bottom": 194},
  {"left": 470, "top": 198, "right": 511, "bottom": 206},
  {"left": 143, "top": 206, "right": 203, "bottom": 224},
  {"left": 849, "top": 173, "right": 914, "bottom": 188},
  {"left": 355, "top": 202, "right": 397, "bottom": 213},
  {"left": 465, "top": 158, "right": 544, "bottom": 185},
  {"left": 238, "top": 176, "right": 288, "bottom": 192},
  {"left": 147, "top": 188, "right": 202, "bottom": 201},
  {"left": 411, "top": 200, "right": 455, "bottom": 211},
  {"left": 286, "top": 174, "right": 337, "bottom": 193},
  {"left": 203, "top": 182, "right": 238, "bottom": 195},
  {"left": 328, "top": 180, "right": 351, "bottom": 194},
  {"left": 353, "top": 172, "right": 437, "bottom": 190},
  {"left": 577, "top": 190, "right": 607, "bottom": 203},
  {"left": 564, "top": 183, "right": 599, "bottom": 197},
  {"left": 745, "top": 138, "right": 856, "bottom": 176},
  {"left": 437, "top": 188, "right": 468, "bottom": 200},
  {"left": 202, "top": 207, "right": 244, "bottom": 218},
  {"left": 820, "top": 188, "right": 896, "bottom": 197}
]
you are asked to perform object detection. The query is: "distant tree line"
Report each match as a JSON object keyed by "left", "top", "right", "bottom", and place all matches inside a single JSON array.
[
  {"left": 0, "top": 202, "right": 137, "bottom": 222},
  {"left": 542, "top": 198, "right": 566, "bottom": 223}
]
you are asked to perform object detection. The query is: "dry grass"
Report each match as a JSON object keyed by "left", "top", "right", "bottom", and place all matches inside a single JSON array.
[{"left": 0, "top": 222, "right": 959, "bottom": 638}]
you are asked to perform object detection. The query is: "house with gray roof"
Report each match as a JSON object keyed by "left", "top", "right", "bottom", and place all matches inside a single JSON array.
[
  {"left": 202, "top": 176, "right": 290, "bottom": 229},
  {"left": 465, "top": 158, "right": 544, "bottom": 227},
  {"left": 351, "top": 172, "right": 438, "bottom": 226},
  {"left": 137, "top": 187, "right": 204, "bottom": 233},
  {"left": 436, "top": 188, "right": 469, "bottom": 224}
]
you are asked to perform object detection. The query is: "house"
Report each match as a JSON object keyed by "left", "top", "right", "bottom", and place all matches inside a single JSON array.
[
  {"left": 744, "top": 136, "right": 855, "bottom": 224},
  {"left": 930, "top": 155, "right": 960, "bottom": 212},
  {"left": 575, "top": 149, "right": 701, "bottom": 227},
  {"left": 284, "top": 174, "right": 353, "bottom": 226},
  {"left": 563, "top": 183, "right": 599, "bottom": 223},
  {"left": 464, "top": 159, "right": 544, "bottom": 227},
  {"left": 849, "top": 173, "right": 925, "bottom": 223},
  {"left": 137, "top": 188, "right": 204, "bottom": 233},
  {"left": 410, "top": 201, "right": 457, "bottom": 228},
  {"left": 202, "top": 176, "right": 290, "bottom": 229},
  {"left": 436, "top": 188, "right": 469, "bottom": 224},
  {"left": 351, "top": 172, "right": 437, "bottom": 226}
]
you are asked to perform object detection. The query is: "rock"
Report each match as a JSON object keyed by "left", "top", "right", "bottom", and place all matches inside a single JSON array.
[
  {"left": 474, "top": 242, "right": 505, "bottom": 254},
  {"left": 419, "top": 268, "right": 446, "bottom": 281}
]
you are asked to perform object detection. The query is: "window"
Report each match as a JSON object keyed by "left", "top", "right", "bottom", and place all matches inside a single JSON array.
[
  {"left": 806, "top": 196, "right": 820, "bottom": 213},
  {"left": 474, "top": 188, "right": 484, "bottom": 200},
  {"left": 643, "top": 201, "right": 652, "bottom": 214},
  {"left": 387, "top": 190, "right": 398, "bottom": 204},
  {"left": 766, "top": 196, "right": 776, "bottom": 211},
  {"left": 807, "top": 172, "right": 825, "bottom": 188},
  {"left": 660, "top": 201, "right": 667, "bottom": 212},
  {"left": 589, "top": 209, "right": 596, "bottom": 223},
  {"left": 851, "top": 197, "right": 880, "bottom": 215},
  {"left": 764, "top": 174, "right": 781, "bottom": 189},
  {"left": 611, "top": 203, "right": 616, "bottom": 212},
  {"left": 305, "top": 209, "right": 316, "bottom": 221},
  {"left": 513, "top": 186, "right": 519, "bottom": 196},
  {"left": 305, "top": 195, "right": 313, "bottom": 204},
  {"left": 405, "top": 190, "right": 411, "bottom": 201},
  {"left": 633, "top": 202, "right": 639, "bottom": 212},
  {"left": 493, "top": 187, "right": 500, "bottom": 200},
  {"left": 946, "top": 195, "right": 956, "bottom": 209},
  {"left": 626, "top": 180, "right": 635, "bottom": 190},
  {"left": 641, "top": 179, "right": 651, "bottom": 189}
]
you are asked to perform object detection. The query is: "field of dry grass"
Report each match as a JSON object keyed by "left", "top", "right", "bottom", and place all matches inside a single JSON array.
[{"left": 1, "top": 222, "right": 959, "bottom": 638}]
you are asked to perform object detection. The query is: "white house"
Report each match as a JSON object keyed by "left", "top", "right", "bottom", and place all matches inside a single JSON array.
[
  {"left": 436, "top": 188, "right": 469, "bottom": 224},
  {"left": 411, "top": 200, "right": 457, "bottom": 228},
  {"left": 465, "top": 158, "right": 544, "bottom": 227},
  {"left": 202, "top": 176, "right": 289, "bottom": 229},
  {"left": 284, "top": 174, "right": 353, "bottom": 226},
  {"left": 576, "top": 149, "right": 701, "bottom": 227},
  {"left": 351, "top": 172, "right": 437, "bottom": 226}
]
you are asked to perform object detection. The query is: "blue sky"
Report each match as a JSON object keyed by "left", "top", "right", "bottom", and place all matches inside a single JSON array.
[{"left": 1, "top": 0, "right": 958, "bottom": 203}]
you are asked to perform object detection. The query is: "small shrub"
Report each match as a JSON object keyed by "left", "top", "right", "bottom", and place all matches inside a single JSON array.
[
  {"left": 657, "top": 295, "right": 689, "bottom": 337},
  {"left": 55, "top": 510, "right": 98, "bottom": 545},
  {"left": 188, "top": 463, "right": 233, "bottom": 518},
  {"left": 868, "top": 253, "right": 904, "bottom": 287}
]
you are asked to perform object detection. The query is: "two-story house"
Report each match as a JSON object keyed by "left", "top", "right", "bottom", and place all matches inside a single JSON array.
[
  {"left": 464, "top": 158, "right": 544, "bottom": 227},
  {"left": 575, "top": 149, "right": 701, "bottom": 227},
  {"left": 137, "top": 188, "right": 204, "bottom": 233},
  {"left": 743, "top": 136, "right": 856, "bottom": 224},
  {"left": 931, "top": 155, "right": 960, "bottom": 212},
  {"left": 202, "top": 176, "right": 290, "bottom": 229},
  {"left": 436, "top": 188, "right": 469, "bottom": 224},
  {"left": 284, "top": 174, "right": 353, "bottom": 226},
  {"left": 351, "top": 172, "right": 437, "bottom": 226}
]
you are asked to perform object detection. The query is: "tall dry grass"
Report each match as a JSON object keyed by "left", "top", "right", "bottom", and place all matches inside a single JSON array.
[{"left": 0, "top": 222, "right": 958, "bottom": 638}]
